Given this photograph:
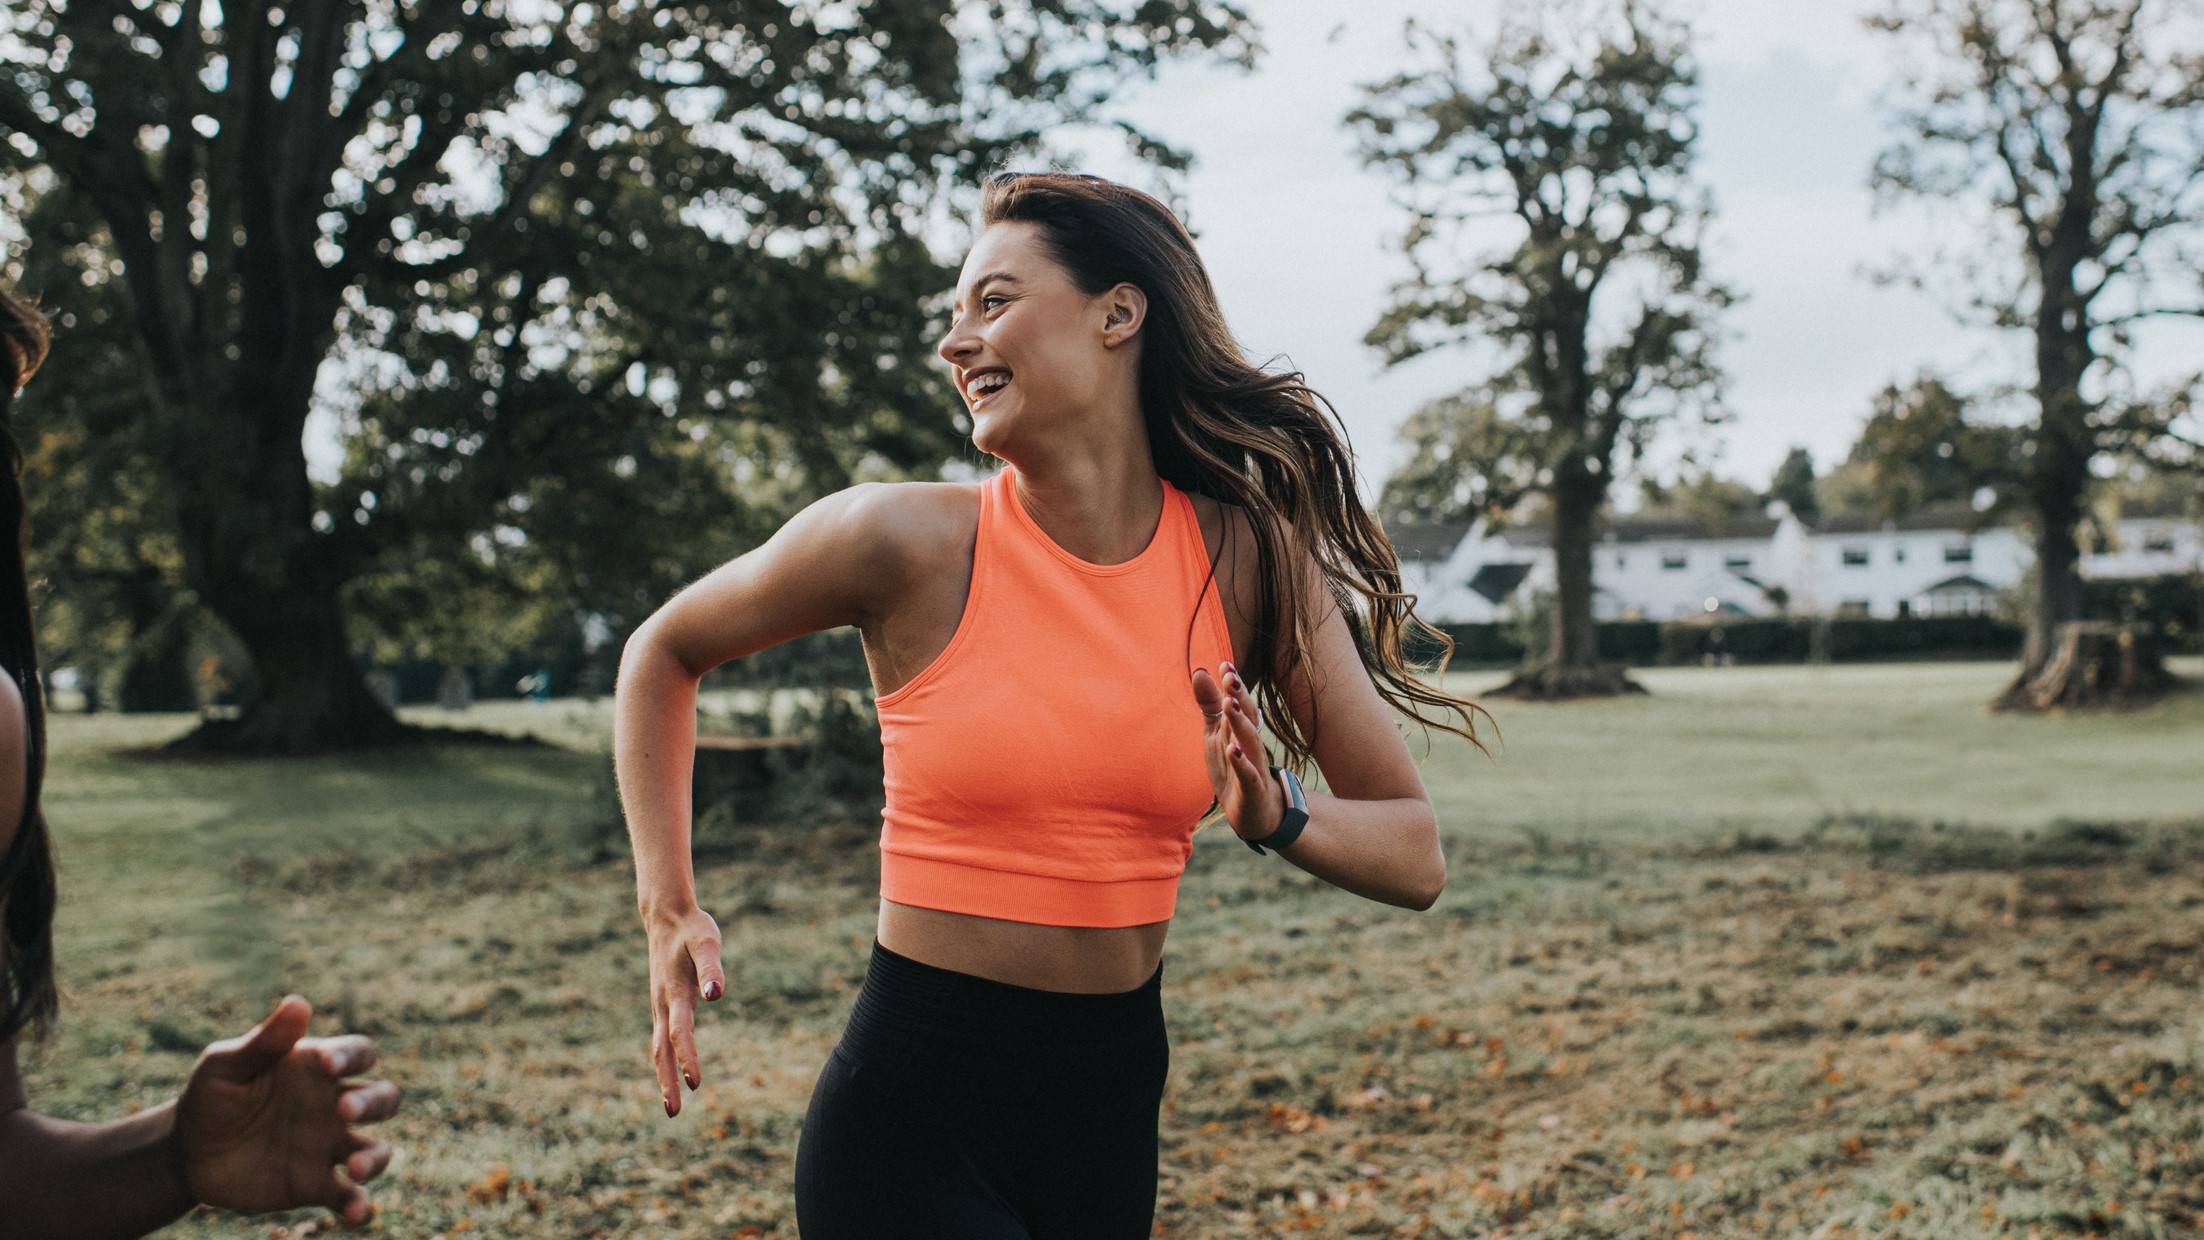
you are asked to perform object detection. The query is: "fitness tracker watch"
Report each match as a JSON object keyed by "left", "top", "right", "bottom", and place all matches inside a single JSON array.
[{"left": 1244, "top": 764, "right": 1309, "bottom": 855}]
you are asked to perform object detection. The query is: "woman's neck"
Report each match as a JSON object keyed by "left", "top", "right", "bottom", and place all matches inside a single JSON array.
[{"left": 1007, "top": 435, "right": 1164, "bottom": 567}]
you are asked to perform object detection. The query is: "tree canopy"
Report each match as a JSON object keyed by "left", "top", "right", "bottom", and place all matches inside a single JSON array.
[{"left": 0, "top": 0, "right": 1253, "bottom": 748}]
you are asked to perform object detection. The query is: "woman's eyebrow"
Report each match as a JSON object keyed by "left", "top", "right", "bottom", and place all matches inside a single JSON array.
[{"left": 954, "top": 272, "right": 1020, "bottom": 311}]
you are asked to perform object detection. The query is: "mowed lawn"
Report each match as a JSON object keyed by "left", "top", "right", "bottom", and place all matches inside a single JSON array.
[{"left": 15, "top": 660, "right": 2204, "bottom": 1238}]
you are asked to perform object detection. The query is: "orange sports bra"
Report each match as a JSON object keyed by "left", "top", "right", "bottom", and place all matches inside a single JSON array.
[{"left": 873, "top": 464, "right": 1238, "bottom": 928}]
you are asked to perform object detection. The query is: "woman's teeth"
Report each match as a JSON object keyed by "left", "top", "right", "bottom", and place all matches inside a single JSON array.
[{"left": 966, "top": 372, "right": 1010, "bottom": 401}]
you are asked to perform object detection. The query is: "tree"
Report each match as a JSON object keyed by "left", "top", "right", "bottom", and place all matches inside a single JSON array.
[
  {"left": 5, "top": 172, "right": 205, "bottom": 711},
  {"left": 0, "top": 0, "right": 1253, "bottom": 751},
  {"left": 1765, "top": 445, "right": 1820, "bottom": 526},
  {"left": 1350, "top": 0, "right": 1729, "bottom": 699},
  {"left": 1835, "top": 374, "right": 2023, "bottom": 519},
  {"left": 1868, "top": 0, "right": 2204, "bottom": 706}
]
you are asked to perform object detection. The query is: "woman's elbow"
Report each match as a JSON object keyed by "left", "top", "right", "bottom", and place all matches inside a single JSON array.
[
  {"left": 618, "top": 617, "right": 693, "bottom": 690},
  {"left": 1391, "top": 805, "right": 1444, "bottom": 911},
  {"left": 1404, "top": 862, "right": 1445, "bottom": 912}
]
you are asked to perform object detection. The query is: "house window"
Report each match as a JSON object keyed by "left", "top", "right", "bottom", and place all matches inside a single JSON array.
[
  {"left": 2144, "top": 532, "right": 2176, "bottom": 553},
  {"left": 1723, "top": 554, "right": 1752, "bottom": 570},
  {"left": 1837, "top": 599, "right": 1872, "bottom": 616},
  {"left": 1615, "top": 553, "right": 1627, "bottom": 570},
  {"left": 1841, "top": 547, "right": 1870, "bottom": 567},
  {"left": 1943, "top": 543, "right": 1973, "bottom": 563},
  {"left": 1893, "top": 546, "right": 1907, "bottom": 563},
  {"left": 1661, "top": 551, "right": 1687, "bottom": 571}
]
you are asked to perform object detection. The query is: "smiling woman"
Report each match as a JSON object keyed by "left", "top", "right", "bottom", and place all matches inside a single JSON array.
[{"left": 614, "top": 170, "right": 1491, "bottom": 1239}]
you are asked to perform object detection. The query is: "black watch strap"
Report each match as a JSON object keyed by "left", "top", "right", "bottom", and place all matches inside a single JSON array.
[{"left": 1245, "top": 765, "right": 1309, "bottom": 855}]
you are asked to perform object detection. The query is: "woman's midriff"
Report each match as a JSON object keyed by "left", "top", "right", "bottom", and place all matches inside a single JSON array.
[{"left": 877, "top": 900, "right": 1169, "bottom": 994}]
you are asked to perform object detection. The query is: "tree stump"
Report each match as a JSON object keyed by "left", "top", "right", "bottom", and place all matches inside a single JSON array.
[
  {"left": 1993, "top": 621, "right": 2184, "bottom": 712},
  {"left": 1484, "top": 662, "right": 1649, "bottom": 701}
]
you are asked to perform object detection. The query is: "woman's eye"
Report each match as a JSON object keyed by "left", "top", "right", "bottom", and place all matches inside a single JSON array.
[{"left": 981, "top": 295, "right": 1007, "bottom": 312}]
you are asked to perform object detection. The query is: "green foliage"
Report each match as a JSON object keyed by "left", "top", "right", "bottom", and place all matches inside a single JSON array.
[
  {"left": 0, "top": 0, "right": 1255, "bottom": 738},
  {"left": 1636, "top": 470, "right": 1764, "bottom": 532},
  {"left": 1834, "top": 374, "right": 2023, "bottom": 520},
  {"left": 1765, "top": 446, "right": 1820, "bottom": 526}
]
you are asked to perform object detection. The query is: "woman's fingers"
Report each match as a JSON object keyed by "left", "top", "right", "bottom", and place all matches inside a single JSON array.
[
  {"left": 1189, "top": 665, "right": 1226, "bottom": 724},
  {"left": 320, "top": 1171, "right": 371, "bottom": 1228},
  {"left": 337, "top": 1078, "right": 401, "bottom": 1125},
  {"left": 694, "top": 943, "right": 727, "bottom": 1004},
  {"left": 312, "top": 1035, "right": 378, "bottom": 1080},
  {"left": 651, "top": 1006, "right": 683, "bottom": 1116},
  {"left": 669, "top": 987, "right": 701, "bottom": 1093},
  {"left": 344, "top": 1137, "right": 394, "bottom": 1185}
]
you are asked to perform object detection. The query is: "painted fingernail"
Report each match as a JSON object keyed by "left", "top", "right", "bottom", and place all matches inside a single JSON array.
[
  {"left": 665, "top": 1097, "right": 676, "bottom": 1117},
  {"left": 702, "top": 980, "right": 722, "bottom": 1001}
]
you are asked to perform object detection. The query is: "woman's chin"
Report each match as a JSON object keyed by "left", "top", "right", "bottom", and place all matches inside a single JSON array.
[{"left": 968, "top": 408, "right": 1013, "bottom": 456}]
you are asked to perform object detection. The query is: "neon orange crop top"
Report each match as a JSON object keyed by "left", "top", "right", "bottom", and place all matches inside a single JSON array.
[{"left": 873, "top": 464, "right": 1237, "bottom": 928}]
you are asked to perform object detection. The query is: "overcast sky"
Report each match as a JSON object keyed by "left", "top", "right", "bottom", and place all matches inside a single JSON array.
[{"left": 1049, "top": 0, "right": 2202, "bottom": 501}]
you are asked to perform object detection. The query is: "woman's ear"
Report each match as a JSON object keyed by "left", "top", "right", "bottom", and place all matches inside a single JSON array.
[{"left": 1099, "top": 283, "right": 1147, "bottom": 348}]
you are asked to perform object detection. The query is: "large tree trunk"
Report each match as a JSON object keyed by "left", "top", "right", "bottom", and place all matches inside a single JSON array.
[
  {"left": 158, "top": 307, "right": 403, "bottom": 752},
  {"left": 1997, "top": 264, "right": 2096, "bottom": 710},
  {"left": 1489, "top": 472, "right": 1643, "bottom": 700},
  {"left": 181, "top": 581, "right": 404, "bottom": 752},
  {"left": 2018, "top": 502, "right": 2085, "bottom": 674}
]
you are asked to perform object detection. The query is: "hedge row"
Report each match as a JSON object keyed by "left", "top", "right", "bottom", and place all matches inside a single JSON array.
[{"left": 1427, "top": 615, "right": 2027, "bottom": 669}]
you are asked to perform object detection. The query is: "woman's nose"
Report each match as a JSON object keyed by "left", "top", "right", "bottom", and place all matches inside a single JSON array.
[{"left": 937, "top": 315, "right": 979, "bottom": 367}]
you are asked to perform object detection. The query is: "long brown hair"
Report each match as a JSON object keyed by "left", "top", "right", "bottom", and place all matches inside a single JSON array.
[
  {"left": 978, "top": 172, "right": 1492, "bottom": 770},
  {"left": 0, "top": 286, "right": 56, "bottom": 1045}
]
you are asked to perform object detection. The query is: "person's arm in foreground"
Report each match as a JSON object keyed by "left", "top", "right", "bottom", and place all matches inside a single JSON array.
[
  {"left": 1190, "top": 547, "right": 1448, "bottom": 911},
  {"left": 0, "top": 995, "right": 400, "bottom": 1238},
  {"left": 617, "top": 484, "right": 906, "bottom": 1117}
]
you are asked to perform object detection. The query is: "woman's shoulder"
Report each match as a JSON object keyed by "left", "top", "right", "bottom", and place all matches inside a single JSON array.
[
  {"left": 832, "top": 479, "right": 982, "bottom": 557},
  {"left": 785, "top": 480, "right": 984, "bottom": 605}
]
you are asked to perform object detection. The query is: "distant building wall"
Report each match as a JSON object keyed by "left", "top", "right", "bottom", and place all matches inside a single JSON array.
[{"left": 1389, "top": 505, "right": 2203, "bottom": 626}]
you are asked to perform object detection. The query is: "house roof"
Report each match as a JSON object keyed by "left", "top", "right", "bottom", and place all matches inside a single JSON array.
[
  {"left": 1816, "top": 504, "right": 2000, "bottom": 534},
  {"left": 1386, "top": 521, "right": 1474, "bottom": 563},
  {"left": 1604, "top": 513, "right": 1780, "bottom": 542},
  {"left": 1468, "top": 562, "right": 1533, "bottom": 603}
]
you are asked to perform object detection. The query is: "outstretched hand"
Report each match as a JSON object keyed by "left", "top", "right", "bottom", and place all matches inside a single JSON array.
[
  {"left": 173, "top": 995, "right": 399, "bottom": 1228},
  {"left": 1191, "top": 660, "right": 1284, "bottom": 842}
]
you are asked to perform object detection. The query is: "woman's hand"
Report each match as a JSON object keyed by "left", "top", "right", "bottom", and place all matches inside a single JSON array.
[
  {"left": 645, "top": 902, "right": 727, "bottom": 1118},
  {"left": 173, "top": 994, "right": 399, "bottom": 1227},
  {"left": 1191, "top": 660, "right": 1285, "bottom": 842}
]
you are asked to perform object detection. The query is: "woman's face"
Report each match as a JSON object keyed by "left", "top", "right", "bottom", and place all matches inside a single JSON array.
[{"left": 936, "top": 220, "right": 1135, "bottom": 458}]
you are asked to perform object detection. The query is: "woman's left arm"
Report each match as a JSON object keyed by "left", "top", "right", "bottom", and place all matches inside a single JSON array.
[{"left": 1190, "top": 554, "right": 1447, "bottom": 911}]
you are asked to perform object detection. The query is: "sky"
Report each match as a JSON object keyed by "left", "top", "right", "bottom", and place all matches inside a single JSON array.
[{"left": 1050, "top": 0, "right": 2201, "bottom": 500}]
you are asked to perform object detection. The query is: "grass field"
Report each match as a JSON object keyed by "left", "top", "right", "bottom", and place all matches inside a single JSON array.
[{"left": 16, "top": 660, "right": 2204, "bottom": 1238}]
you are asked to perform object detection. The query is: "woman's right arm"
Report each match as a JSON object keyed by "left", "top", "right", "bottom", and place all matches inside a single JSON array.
[{"left": 615, "top": 482, "right": 914, "bottom": 1118}]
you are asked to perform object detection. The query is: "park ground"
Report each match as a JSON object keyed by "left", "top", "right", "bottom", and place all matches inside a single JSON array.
[{"left": 17, "top": 660, "right": 2204, "bottom": 1238}]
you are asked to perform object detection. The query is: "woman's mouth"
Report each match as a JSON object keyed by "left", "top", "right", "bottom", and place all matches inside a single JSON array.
[{"left": 965, "top": 369, "right": 1012, "bottom": 409}]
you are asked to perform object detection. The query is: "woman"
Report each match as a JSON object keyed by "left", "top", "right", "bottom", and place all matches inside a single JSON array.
[
  {"left": 0, "top": 288, "right": 401, "bottom": 1235},
  {"left": 616, "top": 171, "right": 1488, "bottom": 1237}
]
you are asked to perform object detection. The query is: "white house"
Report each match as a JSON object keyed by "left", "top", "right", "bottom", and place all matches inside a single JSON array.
[{"left": 1390, "top": 500, "right": 2202, "bottom": 625}]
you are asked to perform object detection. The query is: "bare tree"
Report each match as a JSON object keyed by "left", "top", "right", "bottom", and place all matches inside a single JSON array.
[
  {"left": 1349, "top": 0, "right": 1729, "bottom": 699},
  {"left": 1868, "top": 0, "right": 2204, "bottom": 707}
]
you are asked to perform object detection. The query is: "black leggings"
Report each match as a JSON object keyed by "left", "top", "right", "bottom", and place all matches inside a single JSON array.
[{"left": 795, "top": 939, "right": 1170, "bottom": 1239}]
